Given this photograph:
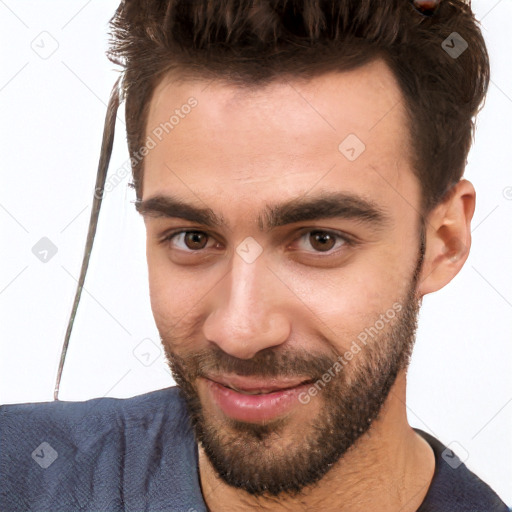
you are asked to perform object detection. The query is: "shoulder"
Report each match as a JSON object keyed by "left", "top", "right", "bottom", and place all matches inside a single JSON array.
[
  {"left": 0, "top": 386, "right": 205, "bottom": 512},
  {"left": 415, "top": 428, "right": 509, "bottom": 512},
  {"left": 0, "top": 386, "right": 191, "bottom": 449},
  {"left": 1, "top": 385, "right": 186, "bottom": 423}
]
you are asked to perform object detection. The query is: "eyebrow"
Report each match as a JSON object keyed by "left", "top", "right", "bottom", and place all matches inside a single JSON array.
[{"left": 134, "top": 191, "right": 390, "bottom": 232}]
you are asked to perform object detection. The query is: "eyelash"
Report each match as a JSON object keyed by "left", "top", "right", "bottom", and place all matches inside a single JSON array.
[{"left": 160, "top": 229, "right": 354, "bottom": 257}]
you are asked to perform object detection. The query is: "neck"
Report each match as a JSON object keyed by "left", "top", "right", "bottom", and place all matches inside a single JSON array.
[{"left": 198, "top": 371, "right": 435, "bottom": 512}]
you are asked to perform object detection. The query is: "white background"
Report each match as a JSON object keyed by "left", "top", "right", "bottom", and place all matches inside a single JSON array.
[{"left": 0, "top": 0, "right": 511, "bottom": 504}]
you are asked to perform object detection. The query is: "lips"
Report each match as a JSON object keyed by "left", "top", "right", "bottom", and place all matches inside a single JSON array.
[
  {"left": 201, "top": 374, "right": 314, "bottom": 423},
  {"left": 225, "top": 386, "right": 285, "bottom": 395},
  {"left": 207, "top": 374, "right": 313, "bottom": 394}
]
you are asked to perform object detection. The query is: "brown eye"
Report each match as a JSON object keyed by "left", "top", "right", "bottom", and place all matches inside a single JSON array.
[
  {"left": 295, "top": 230, "right": 349, "bottom": 255},
  {"left": 309, "top": 231, "right": 337, "bottom": 252},
  {"left": 163, "top": 230, "right": 214, "bottom": 251},
  {"left": 183, "top": 231, "right": 209, "bottom": 250}
]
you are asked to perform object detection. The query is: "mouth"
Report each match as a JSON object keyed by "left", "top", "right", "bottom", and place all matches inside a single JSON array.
[
  {"left": 206, "top": 374, "right": 313, "bottom": 393},
  {"left": 200, "top": 374, "right": 315, "bottom": 423},
  {"left": 223, "top": 386, "right": 291, "bottom": 395}
]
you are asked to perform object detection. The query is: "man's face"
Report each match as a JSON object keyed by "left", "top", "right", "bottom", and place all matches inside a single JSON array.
[{"left": 140, "top": 59, "right": 425, "bottom": 496}]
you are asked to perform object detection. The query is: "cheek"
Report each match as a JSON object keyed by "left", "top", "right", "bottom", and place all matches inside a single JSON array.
[
  {"left": 146, "top": 250, "right": 215, "bottom": 346},
  {"left": 146, "top": 251, "right": 184, "bottom": 336},
  {"left": 287, "top": 252, "right": 404, "bottom": 313},
  {"left": 278, "top": 254, "right": 410, "bottom": 353},
  {"left": 148, "top": 276, "right": 202, "bottom": 352}
]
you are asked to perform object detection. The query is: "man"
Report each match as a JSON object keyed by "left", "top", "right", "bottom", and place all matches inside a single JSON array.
[{"left": 0, "top": 0, "right": 509, "bottom": 510}]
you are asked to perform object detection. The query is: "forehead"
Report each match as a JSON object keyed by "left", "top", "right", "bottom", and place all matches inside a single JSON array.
[{"left": 142, "top": 59, "right": 419, "bottom": 218}]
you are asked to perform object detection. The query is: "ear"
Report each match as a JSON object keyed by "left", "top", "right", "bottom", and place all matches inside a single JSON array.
[{"left": 418, "top": 179, "right": 476, "bottom": 297}]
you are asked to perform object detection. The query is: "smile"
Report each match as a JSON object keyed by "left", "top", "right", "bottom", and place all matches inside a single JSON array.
[{"left": 200, "top": 375, "right": 314, "bottom": 423}]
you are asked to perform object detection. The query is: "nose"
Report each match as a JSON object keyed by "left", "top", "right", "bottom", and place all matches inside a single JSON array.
[{"left": 202, "top": 247, "right": 291, "bottom": 360}]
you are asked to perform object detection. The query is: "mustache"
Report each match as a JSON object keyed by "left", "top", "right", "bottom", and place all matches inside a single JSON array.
[{"left": 165, "top": 344, "right": 340, "bottom": 382}]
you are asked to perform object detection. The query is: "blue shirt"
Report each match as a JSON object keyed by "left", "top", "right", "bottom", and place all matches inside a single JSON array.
[{"left": 0, "top": 386, "right": 509, "bottom": 511}]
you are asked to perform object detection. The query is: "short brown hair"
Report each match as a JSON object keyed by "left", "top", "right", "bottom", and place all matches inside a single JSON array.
[{"left": 107, "top": 0, "right": 489, "bottom": 213}]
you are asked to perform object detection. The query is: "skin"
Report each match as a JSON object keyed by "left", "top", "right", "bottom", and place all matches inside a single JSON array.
[{"left": 138, "top": 58, "right": 476, "bottom": 511}]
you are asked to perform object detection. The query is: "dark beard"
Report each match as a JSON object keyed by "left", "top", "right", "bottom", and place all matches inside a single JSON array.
[{"left": 163, "top": 234, "right": 425, "bottom": 498}]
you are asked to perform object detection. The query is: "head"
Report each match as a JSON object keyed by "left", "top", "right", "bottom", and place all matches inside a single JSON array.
[{"left": 107, "top": 0, "right": 489, "bottom": 498}]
